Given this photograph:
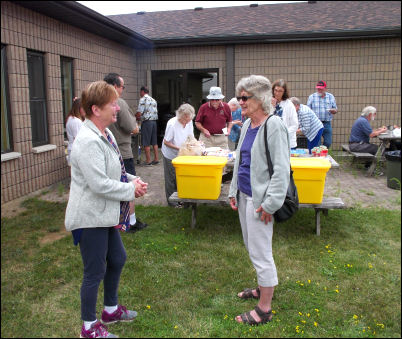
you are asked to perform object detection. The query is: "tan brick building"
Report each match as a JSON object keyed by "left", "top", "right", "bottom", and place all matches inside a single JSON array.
[{"left": 1, "top": 1, "right": 401, "bottom": 203}]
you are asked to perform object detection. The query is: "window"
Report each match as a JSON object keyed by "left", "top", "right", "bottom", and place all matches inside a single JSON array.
[
  {"left": 61, "top": 57, "right": 74, "bottom": 125},
  {"left": 27, "top": 50, "right": 48, "bottom": 147},
  {"left": 1, "top": 45, "right": 13, "bottom": 153}
]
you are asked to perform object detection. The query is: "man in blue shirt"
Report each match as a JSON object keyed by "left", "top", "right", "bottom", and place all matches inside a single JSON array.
[
  {"left": 307, "top": 81, "right": 337, "bottom": 148},
  {"left": 349, "top": 106, "right": 387, "bottom": 155}
]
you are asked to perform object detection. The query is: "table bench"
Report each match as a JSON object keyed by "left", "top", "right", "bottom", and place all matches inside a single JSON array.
[
  {"left": 341, "top": 144, "right": 375, "bottom": 161},
  {"left": 169, "top": 191, "right": 345, "bottom": 236},
  {"left": 342, "top": 144, "right": 376, "bottom": 174}
]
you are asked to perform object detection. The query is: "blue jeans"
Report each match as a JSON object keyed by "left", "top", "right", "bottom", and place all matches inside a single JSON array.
[
  {"left": 321, "top": 121, "right": 332, "bottom": 148},
  {"left": 308, "top": 128, "right": 324, "bottom": 154},
  {"left": 79, "top": 227, "right": 126, "bottom": 321}
]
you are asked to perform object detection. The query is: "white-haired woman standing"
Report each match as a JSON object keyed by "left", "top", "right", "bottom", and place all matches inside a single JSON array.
[
  {"left": 161, "top": 103, "right": 195, "bottom": 207},
  {"left": 229, "top": 75, "right": 290, "bottom": 325}
]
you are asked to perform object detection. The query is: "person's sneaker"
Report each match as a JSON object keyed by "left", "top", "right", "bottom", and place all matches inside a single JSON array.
[
  {"left": 80, "top": 320, "right": 118, "bottom": 338},
  {"left": 145, "top": 162, "right": 153, "bottom": 166},
  {"left": 101, "top": 305, "right": 138, "bottom": 325},
  {"left": 151, "top": 160, "right": 159, "bottom": 165},
  {"left": 127, "top": 219, "right": 148, "bottom": 233}
]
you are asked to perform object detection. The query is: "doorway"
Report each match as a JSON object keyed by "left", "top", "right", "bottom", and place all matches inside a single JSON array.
[{"left": 151, "top": 69, "right": 218, "bottom": 146}]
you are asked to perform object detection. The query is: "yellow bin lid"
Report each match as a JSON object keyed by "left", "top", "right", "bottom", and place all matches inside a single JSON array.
[
  {"left": 290, "top": 157, "right": 331, "bottom": 169},
  {"left": 172, "top": 155, "right": 228, "bottom": 167}
]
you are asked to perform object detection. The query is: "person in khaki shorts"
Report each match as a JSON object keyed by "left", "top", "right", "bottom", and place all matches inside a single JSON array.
[{"left": 195, "top": 86, "right": 232, "bottom": 149}]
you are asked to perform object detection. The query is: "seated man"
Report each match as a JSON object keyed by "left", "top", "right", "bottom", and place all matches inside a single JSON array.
[{"left": 349, "top": 106, "right": 387, "bottom": 156}]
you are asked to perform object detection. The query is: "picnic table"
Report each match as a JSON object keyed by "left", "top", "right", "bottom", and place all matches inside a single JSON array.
[
  {"left": 169, "top": 152, "right": 343, "bottom": 235},
  {"left": 367, "top": 129, "right": 401, "bottom": 176}
]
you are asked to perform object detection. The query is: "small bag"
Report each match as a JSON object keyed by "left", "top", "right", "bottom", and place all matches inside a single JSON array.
[{"left": 264, "top": 115, "right": 299, "bottom": 223}]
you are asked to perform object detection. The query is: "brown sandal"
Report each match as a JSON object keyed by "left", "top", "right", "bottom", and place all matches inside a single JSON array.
[
  {"left": 238, "top": 287, "right": 260, "bottom": 299},
  {"left": 239, "top": 306, "right": 273, "bottom": 326}
]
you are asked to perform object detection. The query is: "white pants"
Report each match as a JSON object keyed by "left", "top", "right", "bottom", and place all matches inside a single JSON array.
[{"left": 238, "top": 191, "right": 278, "bottom": 287}]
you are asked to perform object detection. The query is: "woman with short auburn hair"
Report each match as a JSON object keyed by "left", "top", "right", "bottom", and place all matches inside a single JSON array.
[{"left": 65, "top": 80, "right": 148, "bottom": 338}]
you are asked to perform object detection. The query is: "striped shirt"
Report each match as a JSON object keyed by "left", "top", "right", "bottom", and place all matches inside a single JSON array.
[
  {"left": 137, "top": 94, "right": 158, "bottom": 121},
  {"left": 297, "top": 104, "right": 324, "bottom": 141},
  {"left": 307, "top": 92, "right": 337, "bottom": 122}
]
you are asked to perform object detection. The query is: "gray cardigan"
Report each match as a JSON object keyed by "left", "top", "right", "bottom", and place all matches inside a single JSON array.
[
  {"left": 65, "top": 119, "right": 136, "bottom": 231},
  {"left": 228, "top": 114, "right": 290, "bottom": 215}
]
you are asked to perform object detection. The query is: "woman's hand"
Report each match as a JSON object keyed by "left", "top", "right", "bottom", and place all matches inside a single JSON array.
[
  {"left": 133, "top": 178, "right": 148, "bottom": 198},
  {"left": 256, "top": 206, "right": 273, "bottom": 224},
  {"left": 229, "top": 197, "right": 238, "bottom": 211},
  {"left": 271, "top": 98, "right": 278, "bottom": 107}
]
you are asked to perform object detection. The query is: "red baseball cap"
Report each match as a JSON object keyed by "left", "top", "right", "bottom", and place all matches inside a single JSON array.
[{"left": 316, "top": 80, "right": 327, "bottom": 89}]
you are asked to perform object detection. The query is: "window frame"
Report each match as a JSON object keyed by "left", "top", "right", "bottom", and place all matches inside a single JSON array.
[
  {"left": 27, "top": 50, "right": 49, "bottom": 147},
  {"left": 60, "top": 56, "right": 74, "bottom": 126},
  {"left": 1, "top": 44, "right": 14, "bottom": 154}
]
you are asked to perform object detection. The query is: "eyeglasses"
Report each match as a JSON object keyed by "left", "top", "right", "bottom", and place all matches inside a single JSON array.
[{"left": 236, "top": 95, "right": 254, "bottom": 102}]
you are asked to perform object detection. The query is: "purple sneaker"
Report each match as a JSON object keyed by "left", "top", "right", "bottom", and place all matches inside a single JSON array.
[
  {"left": 101, "top": 305, "right": 138, "bottom": 325},
  {"left": 80, "top": 320, "right": 118, "bottom": 338}
]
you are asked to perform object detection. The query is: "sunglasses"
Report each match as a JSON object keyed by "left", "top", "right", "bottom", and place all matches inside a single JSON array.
[{"left": 236, "top": 95, "right": 254, "bottom": 102}]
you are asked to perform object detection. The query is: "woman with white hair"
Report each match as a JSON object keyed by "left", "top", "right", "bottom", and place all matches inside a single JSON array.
[
  {"left": 349, "top": 106, "right": 387, "bottom": 156},
  {"left": 229, "top": 75, "right": 290, "bottom": 325},
  {"left": 161, "top": 103, "right": 195, "bottom": 207}
]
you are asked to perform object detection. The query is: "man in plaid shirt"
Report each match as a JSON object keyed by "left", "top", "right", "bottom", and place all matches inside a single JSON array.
[{"left": 307, "top": 81, "right": 337, "bottom": 148}]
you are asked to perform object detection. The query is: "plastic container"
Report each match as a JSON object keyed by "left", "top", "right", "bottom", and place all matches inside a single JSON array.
[
  {"left": 290, "top": 158, "right": 331, "bottom": 203},
  {"left": 385, "top": 150, "right": 401, "bottom": 190},
  {"left": 172, "top": 156, "right": 228, "bottom": 199}
]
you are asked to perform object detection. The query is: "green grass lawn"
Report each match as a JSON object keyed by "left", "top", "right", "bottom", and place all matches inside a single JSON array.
[{"left": 1, "top": 198, "right": 401, "bottom": 338}]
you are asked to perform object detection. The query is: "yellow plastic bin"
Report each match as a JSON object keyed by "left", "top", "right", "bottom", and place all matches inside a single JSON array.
[
  {"left": 290, "top": 157, "right": 331, "bottom": 204},
  {"left": 172, "top": 156, "right": 228, "bottom": 200}
]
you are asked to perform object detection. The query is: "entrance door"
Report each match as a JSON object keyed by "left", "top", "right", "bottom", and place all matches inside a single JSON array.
[{"left": 152, "top": 69, "right": 218, "bottom": 146}]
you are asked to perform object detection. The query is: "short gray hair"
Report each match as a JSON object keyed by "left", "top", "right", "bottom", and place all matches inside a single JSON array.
[
  {"left": 290, "top": 97, "right": 301, "bottom": 107},
  {"left": 227, "top": 97, "right": 240, "bottom": 108},
  {"left": 235, "top": 75, "right": 273, "bottom": 115},
  {"left": 361, "top": 106, "right": 376, "bottom": 117},
  {"left": 176, "top": 103, "right": 195, "bottom": 120}
]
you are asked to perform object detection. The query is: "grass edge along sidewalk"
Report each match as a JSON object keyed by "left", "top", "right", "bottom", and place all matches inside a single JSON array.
[{"left": 1, "top": 198, "right": 401, "bottom": 338}]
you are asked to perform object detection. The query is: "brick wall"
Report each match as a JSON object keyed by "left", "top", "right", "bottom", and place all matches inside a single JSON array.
[
  {"left": 1, "top": 1, "right": 138, "bottom": 203},
  {"left": 136, "top": 38, "right": 401, "bottom": 148}
]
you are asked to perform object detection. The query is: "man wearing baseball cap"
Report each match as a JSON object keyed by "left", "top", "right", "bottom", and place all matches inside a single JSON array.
[
  {"left": 195, "top": 86, "right": 232, "bottom": 149},
  {"left": 307, "top": 81, "right": 338, "bottom": 148}
]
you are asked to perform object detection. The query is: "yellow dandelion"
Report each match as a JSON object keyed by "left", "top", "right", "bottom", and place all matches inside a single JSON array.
[
  {"left": 315, "top": 308, "right": 319, "bottom": 312},
  {"left": 308, "top": 280, "right": 311, "bottom": 284},
  {"left": 224, "top": 315, "right": 228, "bottom": 319},
  {"left": 272, "top": 310, "right": 276, "bottom": 314},
  {"left": 368, "top": 263, "right": 373, "bottom": 269},
  {"left": 174, "top": 246, "right": 177, "bottom": 250},
  {"left": 307, "top": 313, "right": 310, "bottom": 317},
  {"left": 324, "top": 287, "right": 327, "bottom": 291},
  {"left": 314, "top": 321, "right": 318, "bottom": 327},
  {"left": 335, "top": 289, "right": 339, "bottom": 293},
  {"left": 298, "top": 312, "right": 303, "bottom": 316},
  {"left": 301, "top": 320, "right": 306, "bottom": 324},
  {"left": 300, "top": 283, "right": 304, "bottom": 286},
  {"left": 353, "top": 314, "right": 358, "bottom": 320},
  {"left": 181, "top": 228, "right": 184, "bottom": 231},
  {"left": 174, "top": 325, "right": 178, "bottom": 329},
  {"left": 146, "top": 305, "right": 151, "bottom": 309},
  {"left": 376, "top": 323, "right": 385, "bottom": 329},
  {"left": 325, "top": 244, "right": 330, "bottom": 248}
]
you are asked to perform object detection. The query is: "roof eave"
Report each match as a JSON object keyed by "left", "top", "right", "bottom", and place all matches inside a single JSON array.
[
  {"left": 152, "top": 28, "right": 401, "bottom": 48},
  {"left": 12, "top": 1, "right": 154, "bottom": 49}
]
